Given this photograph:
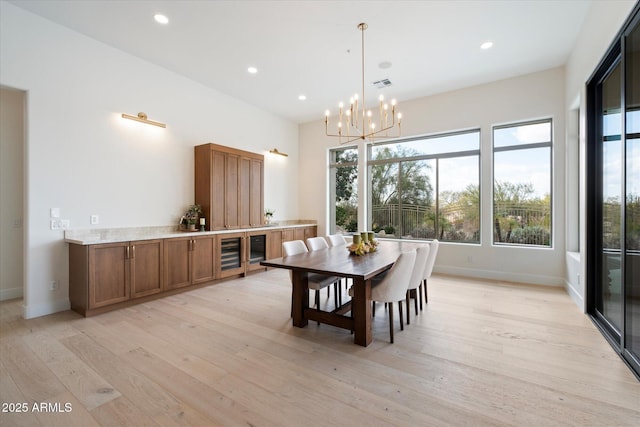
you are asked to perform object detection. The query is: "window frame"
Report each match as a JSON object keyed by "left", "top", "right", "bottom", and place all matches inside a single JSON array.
[
  {"left": 366, "top": 128, "right": 481, "bottom": 244},
  {"left": 491, "top": 118, "right": 553, "bottom": 248}
]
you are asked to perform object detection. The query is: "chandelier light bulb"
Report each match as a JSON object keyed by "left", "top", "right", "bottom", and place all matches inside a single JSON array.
[
  {"left": 379, "top": 94, "right": 384, "bottom": 101},
  {"left": 325, "top": 110, "right": 330, "bottom": 117}
]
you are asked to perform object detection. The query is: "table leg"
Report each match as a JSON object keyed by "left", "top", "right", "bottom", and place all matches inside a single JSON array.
[
  {"left": 291, "top": 270, "right": 309, "bottom": 327},
  {"left": 352, "top": 277, "right": 372, "bottom": 346}
]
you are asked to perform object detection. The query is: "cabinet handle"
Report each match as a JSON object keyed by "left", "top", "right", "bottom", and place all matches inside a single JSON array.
[
  {"left": 126, "top": 245, "right": 130, "bottom": 259},
  {"left": 131, "top": 245, "right": 135, "bottom": 259},
  {"left": 191, "top": 239, "right": 195, "bottom": 251}
]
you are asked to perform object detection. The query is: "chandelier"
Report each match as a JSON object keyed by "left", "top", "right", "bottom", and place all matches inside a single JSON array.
[{"left": 324, "top": 23, "right": 402, "bottom": 144}]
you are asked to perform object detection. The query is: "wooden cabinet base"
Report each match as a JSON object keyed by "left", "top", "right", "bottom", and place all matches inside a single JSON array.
[
  {"left": 68, "top": 225, "right": 316, "bottom": 317},
  {"left": 72, "top": 277, "right": 221, "bottom": 317}
]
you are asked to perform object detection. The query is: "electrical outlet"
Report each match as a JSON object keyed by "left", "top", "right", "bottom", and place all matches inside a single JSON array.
[
  {"left": 90, "top": 215, "right": 99, "bottom": 225},
  {"left": 50, "top": 219, "right": 60, "bottom": 230},
  {"left": 61, "top": 219, "right": 70, "bottom": 229},
  {"left": 50, "top": 280, "right": 58, "bottom": 291}
]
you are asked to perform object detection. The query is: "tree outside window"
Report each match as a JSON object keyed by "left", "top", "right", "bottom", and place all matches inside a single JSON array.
[
  {"left": 329, "top": 147, "right": 358, "bottom": 234},
  {"left": 368, "top": 130, "right": 480, "bottom": 243}
]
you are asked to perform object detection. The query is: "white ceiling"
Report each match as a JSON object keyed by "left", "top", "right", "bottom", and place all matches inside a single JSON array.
[{"left": 10, "top": 0, "right": 594, "bottom": 124}]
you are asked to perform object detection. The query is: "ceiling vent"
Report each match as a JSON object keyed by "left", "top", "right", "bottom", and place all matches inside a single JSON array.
[{"left": 372, "top": 78, "right": 392, "bottom": 88}]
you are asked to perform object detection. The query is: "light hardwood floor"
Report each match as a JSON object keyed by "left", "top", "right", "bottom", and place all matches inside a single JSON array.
[{"left": 1, "top": 270, "right": 639, "bottom": 426}]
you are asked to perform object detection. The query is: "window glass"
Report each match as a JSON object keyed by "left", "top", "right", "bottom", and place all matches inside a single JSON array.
[
  {"left": 329, "top": 147, "right": 358, "bottom": 234},
  {"left": 493, "top": 120, "right": 552, "bottom": 246},
  {"left": 368, "top": 130, "right": 480, "bottom": 243}
]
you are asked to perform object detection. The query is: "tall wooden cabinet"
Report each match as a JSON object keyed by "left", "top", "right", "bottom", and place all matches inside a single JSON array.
[{"left": 195, "top": 143, "right": 264, "bottom": 230}]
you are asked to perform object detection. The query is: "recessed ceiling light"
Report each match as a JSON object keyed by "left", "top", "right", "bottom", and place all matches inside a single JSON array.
[
  {"left": 247, "top": 66, "right": 258, "bottom": 74},
  {"left": 154, "top": 14, "right": 169, "bottom": 24},
  {"left": 378, "top": 61, "right": 392, "bottom": 69},
  {"left": 480, "top": 41, "right": 494, "bottom": 50},
  {"left": 298, "top": 94, "right": 307, "bottom": 101}
]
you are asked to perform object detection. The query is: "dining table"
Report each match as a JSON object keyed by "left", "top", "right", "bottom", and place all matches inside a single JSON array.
[{"left": 261, "top": 240, "right": 426, "bottom": 346}]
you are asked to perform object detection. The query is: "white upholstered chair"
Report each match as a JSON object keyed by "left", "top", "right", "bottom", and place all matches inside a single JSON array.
[
  {"left": 405, "top": 245, "right": 430, "bottom": 324},
  {"left": 282, "top": 240, "right": 341, "bottom": 320},
  {"left": 326, "top": 234, "right": 347, "bottom": 248},
  {"left": 305, "top": 236, "right": 342, "bottom": 308},
  {"left": 350, "top": 249, "right": 416, "bottom": 343},
  {"left": 422, "top": 239, "right": 439, "bottom": 304}
]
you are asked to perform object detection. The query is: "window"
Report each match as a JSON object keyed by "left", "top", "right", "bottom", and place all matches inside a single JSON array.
[
  {"left": 329, "top": 147, "right": 358, "bottom": 234},
  {"left": 368, "top": 130, "right": 480, "bottom": 243},
  {"left": 493, "top": 119, "right": 552, "bottom": 246}
]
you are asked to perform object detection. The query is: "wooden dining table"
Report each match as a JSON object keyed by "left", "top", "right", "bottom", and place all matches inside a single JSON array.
[{"left": 261, "top": 240, "right": 426, "bottom": 346}]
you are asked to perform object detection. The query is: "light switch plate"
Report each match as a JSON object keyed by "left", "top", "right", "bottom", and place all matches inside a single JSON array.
[
  {"left": 90, "top": 215, "right": 99, "bottom": 225},
  {"left": 50, "top": 208, "right": 60, "bottom": 218}
]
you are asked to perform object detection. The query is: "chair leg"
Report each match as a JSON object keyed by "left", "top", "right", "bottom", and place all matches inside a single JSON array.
[
  {"left": 406, "top": 292, "right": 411, "bottom": 325},
  {"left": 399, "top": 301, "right": 404, "bottom": 331},
  {"left": 315, "top": 291, "right": 320, "bottom": 325},
  {"left": 372, "top": 301, "right": 376, "bottom": 317},
  {"left": 419, "top": 285, "right": 423, "bottom": 311},
  {"left": 424, "top": 278, "right": 428, "bottom": 303},
  {"left": 388, "top": 302, "right": 394, "bottom": 343},
  {"left": 414, "top": 290, "right": 418, "bottom": 313}
]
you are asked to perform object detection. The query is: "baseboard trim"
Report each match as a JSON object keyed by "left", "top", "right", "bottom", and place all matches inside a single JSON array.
[
  {"left": 564, "top": 279, "right": 585, "bottom": 312},
  {"left": 23, "top": 298, "right": 70, "bottom": 319},
  {"left": 0, "top": 287, "right": 23, "bottom": 301},
  {"left": 436, "top": 265, "right": 563, "bottom": 287}
]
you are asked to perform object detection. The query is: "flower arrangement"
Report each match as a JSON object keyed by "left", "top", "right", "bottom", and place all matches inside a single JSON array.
[
  {"left": 348, "top": 232, "right": 378, "bottom": 256},
  {"left": 182, "top": 204, "right": 202, "bottom": 226},
  {"left": 264, "top": 208, "right": 274, "bottom": 224}
]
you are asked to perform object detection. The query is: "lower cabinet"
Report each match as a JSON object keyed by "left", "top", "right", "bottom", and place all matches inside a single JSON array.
[
  {"left": 69, "top": 225, "right": 316, "bottom": 316},
  {"left": 164, "top": 235, "right": 215, "bottom": 289},
  {"left": 69, "top": 239, "right": 164, "bottom": 315},
  {"left": 131, "top": 239, "right": 164, "bottom": 298}
]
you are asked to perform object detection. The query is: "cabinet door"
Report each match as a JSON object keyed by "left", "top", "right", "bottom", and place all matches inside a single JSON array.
[
  {"left": 210, "top": 150, "right": 226, "bottom": 230},
  {"left": 131, "top": 239, "right": 164, "bottom": 298},
  {"left": 88, "top": 242, "right": 129, "bottom": 308},
  {"left": 239, "top": 157, "right": 251, "bottom": 228},
  {"left": 282, "top": 229, "right": 295, "bottom": 243},
  {"left": 164, "top": 237, "right": 192, "bottom": 289},
  {"left": 304, "top": 226, "right": 317, "bottom": 240},
  {"left": 191, "top": 235, "right": 215, "bottom": 285},
  {"left": 294, "top": 227, "right": 305, "bottom": 241},
  {"left": 217, "top": 232, "right": 245, "bottom": 278},
  {"left": 249, "top": 158, "right": 263, "bottom": 227},
  {"left": 226, "top": 154, "right": 240, "bottom": 228},
  {"left": 268, "top": 230, "right": 283, "bottom": 259}
]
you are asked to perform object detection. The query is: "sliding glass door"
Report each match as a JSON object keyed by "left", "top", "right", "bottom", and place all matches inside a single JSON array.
[
  {"left": 588, "top": 4, "right": 640, "bottom": 380},
  {"left": 625, "top": 14, "right": 640, "bottom": 375}
]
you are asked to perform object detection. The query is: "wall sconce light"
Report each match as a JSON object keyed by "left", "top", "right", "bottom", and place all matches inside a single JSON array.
[
  {"left": 269, "top": 148, "right": 288, "bottom": 157},
  {"left": 121, "top": 112, "right": 166, "bottom": 128}
]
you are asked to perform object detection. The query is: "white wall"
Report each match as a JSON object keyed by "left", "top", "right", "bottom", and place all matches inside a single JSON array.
[
  {"left": 563, "top": 0, "right": 636, "bottom": 310},
  {"left": 300, "top": 67, "right": 567, "bottom": 286},
  {"left": 0, "top": 87, "right": 25, "bottom": 301},
  {"left": 0, "top": 2, "right": 299, "bottom": 318}
]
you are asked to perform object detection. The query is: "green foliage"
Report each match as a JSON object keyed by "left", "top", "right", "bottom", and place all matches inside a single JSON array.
[{"left": 505, "top": 226, "right": 550, "bottom": 246}]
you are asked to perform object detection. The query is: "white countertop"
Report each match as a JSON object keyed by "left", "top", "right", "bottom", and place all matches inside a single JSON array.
[{"left": 65, "top": 222, "right": 317, "bottom": 245}]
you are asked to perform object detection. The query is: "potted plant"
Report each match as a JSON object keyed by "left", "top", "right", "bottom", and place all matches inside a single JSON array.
[
  {"left": 182, "top": 204, "right": 202, "bottom": 230},
  {"left": 264, "top": 208, "right": 274, "bottom": 224}
]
